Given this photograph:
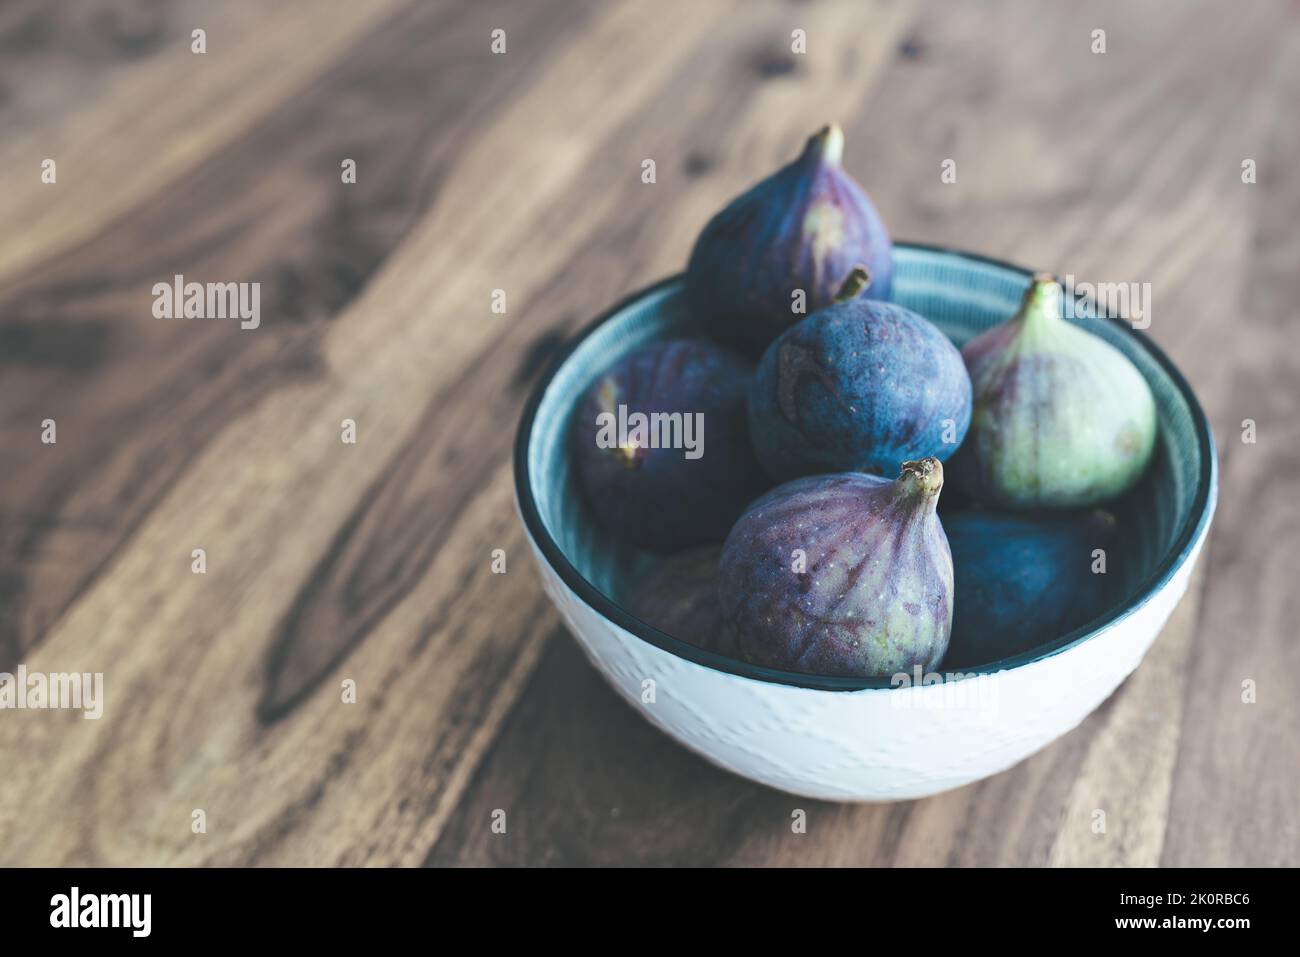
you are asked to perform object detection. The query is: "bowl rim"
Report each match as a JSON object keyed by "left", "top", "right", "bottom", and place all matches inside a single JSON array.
[{"left": 513, "top": 241, "right": 1218, "bottom": 691}]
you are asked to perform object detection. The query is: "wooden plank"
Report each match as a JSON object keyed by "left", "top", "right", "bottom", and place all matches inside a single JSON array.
[
  {"left": 0, "top": 0, "right": 408, "bottom": 283},
  {"left": 0, "top": 0, "right": 596, "bottom": 668},
  {"left": 0, "top": 0, "right": 746, "bottom": 866},
  {"left": 1160, "top": 22, "right": 1300, "bottom": 867}
]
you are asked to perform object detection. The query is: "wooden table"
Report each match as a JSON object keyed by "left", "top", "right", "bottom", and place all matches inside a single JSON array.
[{"left": 1, "top": 0, "right": 1295, "bottom": 867}]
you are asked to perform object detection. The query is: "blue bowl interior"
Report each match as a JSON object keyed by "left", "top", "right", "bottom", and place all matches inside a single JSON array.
[{"left": 520, "top": 244, "right": 1213, "bottom": 689}]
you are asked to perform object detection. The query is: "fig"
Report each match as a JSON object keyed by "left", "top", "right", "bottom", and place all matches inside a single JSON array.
[
  {"left": 626, "top": 545, "right": 737, "bottom": 656},
  {"left": 943, "top": 509, "right": 1119, "bottom": 669},
  {"left": 747, "top": 269, "right": 972, "bottom": 481},
  {"left": 718, "top": 459, "right": 953, "bottom": 678},
  {"left": 572, "top": 338, "right": 765, "bottom": 552},
  {"left": 685, "top": 124, "right": 893, "bottom": 353},
  {"left": 951, "top": 274, "right": 1157, "bottom": 508}
]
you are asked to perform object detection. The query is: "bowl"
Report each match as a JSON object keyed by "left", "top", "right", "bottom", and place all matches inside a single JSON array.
[{"left": 514, "top": 243, "right": 1217, "bottom": 801}]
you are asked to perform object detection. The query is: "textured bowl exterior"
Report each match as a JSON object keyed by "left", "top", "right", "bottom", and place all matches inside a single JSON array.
[
  {"left": 522, "top": 510, "right": 1210, "bottom": 801},
  {"left": 516, "top": 244, "right": 1218, "bottom": 801}
]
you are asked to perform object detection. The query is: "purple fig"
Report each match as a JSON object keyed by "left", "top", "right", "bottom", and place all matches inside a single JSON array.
[
  {"left": 719, "top": 459, "right": 953, "bottom": 677},
  {"left": 943, "top": 508, "right": 1119, "bottom": 669},
  {"left": 686, "top": 124, "right": 893, "bottom": 353},
  {"left": 951, "top": 274, "right": 1157, "bottom": 508},
  {"left": 747, "top": 269, "right": 972, "bottom": 481},
  {"left": 626, "top": 545, "right": 737, "bottom": 656},
  {"left": 572, "top": 339, "right": 766, "bottom": 553}
]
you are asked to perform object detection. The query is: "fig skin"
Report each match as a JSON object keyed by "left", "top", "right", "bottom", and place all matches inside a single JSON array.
[
  {"left": 626, "top": 545, "right": 738, "bottom": 656},
  {"left": 942, "top": 509, "right": 1119, "bottom": 670},
  {"left": 951, "top": 274, "right": 1157, "bottom": 509},
  {"left": 572, "top": 339, "right": 766, "bottom": 553},
  {"left": 685, "top": 124, "right": 893, "bottom": 354},
  {"left": 747, "top": 274, "right": 972, "bottom": 482},
  {"left": 718, "top": 459, "right": 953, "bottom": 678}
]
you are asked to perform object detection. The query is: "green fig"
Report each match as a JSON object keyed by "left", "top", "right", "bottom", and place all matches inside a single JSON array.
[{"left": 951, "top": 274, "right": 1157, "bottom": 509}]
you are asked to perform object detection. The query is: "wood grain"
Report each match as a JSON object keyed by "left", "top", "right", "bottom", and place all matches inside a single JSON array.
[
  {"left": 1, "top": 0, "right": 1296, "bottom": 867},
  {"left": 0, "top": 0, "right": 405, "bottom": 282},
  {"left": 1160, "top": 21, "right": 1300, "bottom": 866}
]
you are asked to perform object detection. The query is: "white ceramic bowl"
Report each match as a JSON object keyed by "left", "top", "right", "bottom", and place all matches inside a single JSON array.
[{"left": 515, "top": 244, "right": 1217, "bottom": 801}]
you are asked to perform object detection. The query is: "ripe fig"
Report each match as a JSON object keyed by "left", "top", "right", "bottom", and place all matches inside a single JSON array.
[
  {"left": 572, "top": 339, "right": 765, "bottom": 553},
  {"left": 747, "top": 269, "right": 972, "bottom": 481},
  {"left": 685, "top": 124, "right": 893, "bottom": 353},
  {"left": 942, "top": 509, "right": 1119, "bottom": 669},
  {"left": 951, "top": 274, "right": 1157, "bottom": 508},
  {"left": 719, "top": 459, "right": 953, "bottom": 678},
  {"left": 626, "top": 545, "right": 737, "bottom": 656}
]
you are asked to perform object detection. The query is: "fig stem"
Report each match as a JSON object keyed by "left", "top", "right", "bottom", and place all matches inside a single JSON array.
[
  {"left": 834, "top": 265, "right": 873, "bottom": 303},
  {"left": 895, "top": 457, "right": 944, "bottom": 505},
  {"left": 806, "top": 123, "right": 845, "bottom": 166},
  {"left": 1019, "top": 273, "right": 1064, "bottom": 329}
]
